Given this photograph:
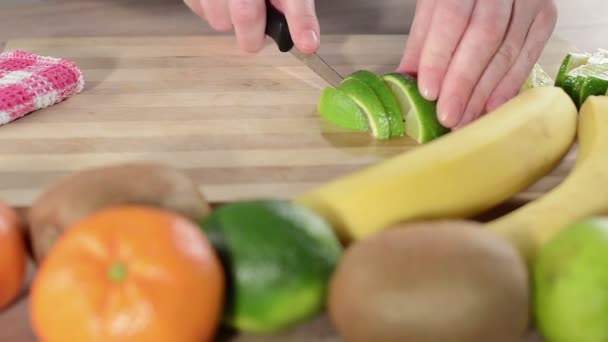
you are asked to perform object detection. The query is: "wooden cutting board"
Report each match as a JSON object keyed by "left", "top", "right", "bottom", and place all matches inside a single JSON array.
[
  {"left": 0, "top": 34, "right": 577, "bottom": 342},
  {"left": 0, "top": 34, "right": 578, "bottom": 209}
]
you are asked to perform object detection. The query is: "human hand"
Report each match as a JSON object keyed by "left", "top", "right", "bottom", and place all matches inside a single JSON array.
[
  {"left": 184, "top": 0, "right": 320, "bottom": 54},
  {"left": 398, "top": 0, "right": 558, "bottom": 129}
]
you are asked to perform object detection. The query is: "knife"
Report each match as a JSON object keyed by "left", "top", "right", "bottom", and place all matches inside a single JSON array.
[{"left": 264, "top": 0, "right": 343, "bottom": 88}]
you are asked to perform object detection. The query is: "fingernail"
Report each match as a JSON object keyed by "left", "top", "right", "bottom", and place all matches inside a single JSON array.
[
  {"left": 299, "top": 30, "right": 319, "bottom": 53},
  {"left": 438, "top": 97, "right": 463, "bottom": 127},
  {"left": 487, "top": 96, "right": 508, "bottom": 112},
  {"left": 419, "top": 72, "right": 440, "bottom": 101}
]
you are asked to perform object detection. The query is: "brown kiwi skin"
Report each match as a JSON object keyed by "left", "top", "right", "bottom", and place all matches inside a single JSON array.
[
  {"left": 27, "top": 162, "right": 211, "bottom": 264},
  {"left": 328, "top": 220, "right": 530, "bottom": 342}
]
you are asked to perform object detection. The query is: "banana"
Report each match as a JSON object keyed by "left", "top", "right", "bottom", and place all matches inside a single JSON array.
[
  {"left": 295, "top": 87, "right": 578, "bottom": 243},
  {"left": 487, "top": 95, "right": 608, "bottom": 266}
]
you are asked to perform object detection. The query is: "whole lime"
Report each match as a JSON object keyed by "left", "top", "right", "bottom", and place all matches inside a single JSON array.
[
  {"left": 534, "top": 217, "right": 608, "bottom": 342},
  {"left": 200, "top": 199, "right": 343, "bottom": 334}
]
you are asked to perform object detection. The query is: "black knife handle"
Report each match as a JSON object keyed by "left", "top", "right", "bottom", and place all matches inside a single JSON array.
[{"left": 265, "top": 0, "right": 294, "bottom": 52}]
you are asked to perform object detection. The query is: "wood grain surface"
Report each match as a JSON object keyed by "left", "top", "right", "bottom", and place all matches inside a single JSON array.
[
  {"left": 0, "top": 33, "right": 578, "bottom": 341},
  {"left": 0, "top": 34, "right": 578, "bottom": 207}
]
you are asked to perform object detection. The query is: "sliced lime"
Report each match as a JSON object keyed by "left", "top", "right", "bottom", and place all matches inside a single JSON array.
[
  {"left": 338, "top": 78, "right": 391, "bottom": 140},
  {"left": 567, "top": 63, "right": 608, "bottom": 107},
  {"left": 581, "top": 76, "right": 608, "bottom": 107},
  {"left": 382, "top": 73, "right": 450, "bottom": 144},
  {"left": 521, "top": 64, "right": 554, "bottom": 92},
  {"left": 587, "top": 49, "right": 608, "bottom": 65},
  {"left": 345, "top": 70, "right": 405, "bottom": 138},
  {"left": 317, "top": 87, "right": 369, "bottom": 132},
  {"left": 555, "top": 53, "right": 590, "bottom": 87},
  {"left": 561, "top": 75, "right": 580, "bottom": 104}
]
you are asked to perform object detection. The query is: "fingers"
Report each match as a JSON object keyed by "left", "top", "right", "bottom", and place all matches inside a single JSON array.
[
  {"left": 417, "top": 0, "right": 476, "bottom": 102},
  {"left": 229, "top": 0, "right": 267, "bottom": 53},
  {"left": 281, "top": 0, "right": 320, "bottom": 53},
  {"left": 202, "top": 0, "right": 233, "bottom": 31},
  {"left": 453, "top": 5, "right": 535, "bottom": 128},
  {"left": 184, "top": 0, "right": 206, "bottom": 18},
  {"left": 485, "top": 1, "right": 558, "bottom": 112},
  {"left": 457, "top": 0, "right": 539, "bottom": 128},
  {"left": 397, "top": 0, "right": 436, "bottom": 76},
  {"left": 436, "top": 0, "right": 513, "bottom": 128}
]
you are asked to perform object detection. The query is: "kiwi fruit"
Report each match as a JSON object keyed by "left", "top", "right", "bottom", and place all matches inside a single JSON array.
[
  {"left": 28, "top": 162, "right": 211, "bottom": 263},
  {"left": 328, "top": 220, "right": 530, "bottom": 342}
]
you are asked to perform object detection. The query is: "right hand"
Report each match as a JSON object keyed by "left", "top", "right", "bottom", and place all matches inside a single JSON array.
[{"left": 184, "top": 0, "right": 320, "bottom": 54}]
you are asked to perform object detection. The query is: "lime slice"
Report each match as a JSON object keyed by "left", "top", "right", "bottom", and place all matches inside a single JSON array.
[
  {"left": 317, "top": 87, "right": 369, "bottom": 132},
  {"left": 338, "top": 78, "right": 391, "bottom": 140},
  {"left": 521, "top": 64, "right": 554, "bottom": 92},
  {"left": 555, "top": 53, "right": 590, "bottom": 87},
  {"left": 566, "top": 63, "right": 608, "bottom": 107},
  {"left": 581, "top": 76, "right": 608, "bottom": 107},
  {"left": 382, "top": 73, "right": 450, "bottom": 144},
  {"left": 345, "top": 70, "right": 405, "bottom": 138},
  {"left": 587, "top": 49, "right": 608, "bottom": 65},
  {"left": 561, "top": 75, "right": 581, "bottom": 105}
]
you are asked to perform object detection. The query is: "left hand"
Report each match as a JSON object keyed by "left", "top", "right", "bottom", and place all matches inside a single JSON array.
[{"left": 398, "top": 0, "right": 558, "bottom": 129}]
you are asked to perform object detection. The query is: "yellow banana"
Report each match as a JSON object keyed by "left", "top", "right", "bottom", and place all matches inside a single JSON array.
[
  {"left": 487, "top": 95, "right": 608, "bottom": 266},
  {"left": 295, "top": 87, "right": 578, "bottom": 243}
]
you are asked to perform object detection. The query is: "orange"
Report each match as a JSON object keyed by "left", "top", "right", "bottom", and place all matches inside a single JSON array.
[
  {"left": 30, "top": 205, "right": 225, "bottom": 342},
  {"left": 0, "top": 201, "right": 27, "bottom": 311}
]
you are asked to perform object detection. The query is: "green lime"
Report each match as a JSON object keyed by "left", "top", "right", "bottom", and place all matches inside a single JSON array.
[
  {"left": 534, "top": 217, "right": 608, "bottom": 342},
  {"left": 345, "top": 70, "right": 405, "bottom": 138},
  {"left": 382, "top": 72, "right": 449, "bottom": 144},
  {"left": 587, "top": 49, "right": 608, "bottom": 65},
  {"left": 338, "top": 78, "right": 391, "bottom": 140},
  {"left": 555, "top": 53, "right": 590, "bottom": 87},
  {"left": 521, "top": 64, "right": 554, "bottom": 92},
  {"left": 581, "top": 75, "right": 608, "bottom": 107},
  {"left": 561, "top": 75, "right": 581, "bottom": 106},
  {"left": 566, "top": 63, "right": 608, "bottom": 107},
  {"left": 200, "top": 199, "right": 343, "bottom": 334},
  {"left": 317, "top": 87, "right": 369, "bottom": 132}
]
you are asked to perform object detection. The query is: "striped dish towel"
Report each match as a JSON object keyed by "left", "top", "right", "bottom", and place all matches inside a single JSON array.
[{"left": 0, "top": 50, "right": 84, "bottom": 126}]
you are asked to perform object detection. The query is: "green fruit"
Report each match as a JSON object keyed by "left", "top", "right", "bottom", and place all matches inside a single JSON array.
[
  {"left": 345, "top": 70, "right": 405, "bottom": 138},
  {"left": 382, "top": 72, "right": 450, "bottom": 144},
  {"left": 580, "top": 76, "right": 608, "bottom": 107},
  {"left": 558, "top": 54, "right": 608, "bottom": 107},
  {"left": 200, "top": 199, "right": 343, "bottom": 334},
  {"left": 521, "top": 63, "right": 554, "bottom": 92},
  {"left": 534, "top": 217, "right": 608, "bottom": 342},
  {"left": 338, "top": 78, "right": 391, "bottom": 140},
  {"left": 570, "top": 64, "right": 608, "bottom": 106},
  {"left": 317, "top": 87, "right": 369, "bottom": 132},
  {"left": 555, "top": 53, "right": 590, "bottom": 87}
]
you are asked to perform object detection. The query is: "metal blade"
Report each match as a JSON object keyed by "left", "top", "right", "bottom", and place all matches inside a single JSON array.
[{"left": 290, "top": 49, "right": 344, "bottom": 88}]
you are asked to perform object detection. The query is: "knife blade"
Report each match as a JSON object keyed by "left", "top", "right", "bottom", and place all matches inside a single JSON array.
[{"left": 264, "top": 0, "right": 344, "bottom": 88}]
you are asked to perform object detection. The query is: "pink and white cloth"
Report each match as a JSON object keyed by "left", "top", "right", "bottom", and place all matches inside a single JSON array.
[{"left": 0, "top": 50, "right": 84, "bottom": 126}]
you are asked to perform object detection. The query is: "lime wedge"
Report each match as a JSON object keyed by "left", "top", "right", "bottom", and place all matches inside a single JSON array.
[
  {"left": 344, "top": 70, "right": 405, "bottom": 138},
  {"left": 382, "top": 73, "right": 450, "bottom": 144},
  {"left": 317, "top": 87, "right": 369, "bottom": 132},
  {"left": 587, "top": 49, "right": 608, "bottom": 65},
  {"left": 581, "top": 76, "right": 608, "bottom": 106},
  {"left": 521, "top": 64, "right": 554, "bottom": 92},
  {"left": 566, "top": 63, "right": 608, "bottom": 107},
  {"left": 338, "top": 78, "right": 391, "bottom": 140},
  {"left": 555, "top": 53, "right": 590, "bottom": 87}
]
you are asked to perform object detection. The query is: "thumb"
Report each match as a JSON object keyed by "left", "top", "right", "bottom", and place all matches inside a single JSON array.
[{"left": 279, "top": 0, "right": 320, "bottom": 54}]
